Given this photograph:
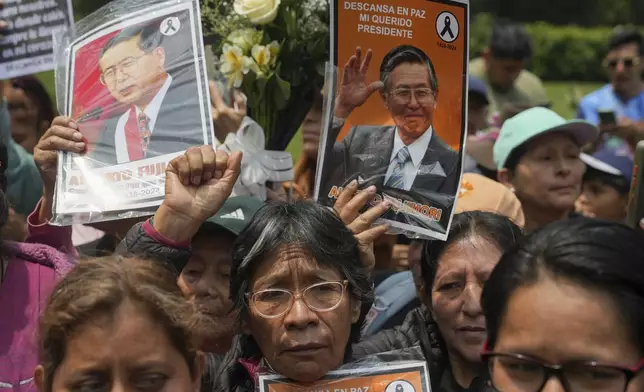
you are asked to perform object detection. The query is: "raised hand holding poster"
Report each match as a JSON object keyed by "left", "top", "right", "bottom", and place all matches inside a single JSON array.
[
  {"left": 51, "top": 0, "right": 213, "bottom": 225},
  {"left": 316, "top": 0, "right": 469, "bottom": 240}
]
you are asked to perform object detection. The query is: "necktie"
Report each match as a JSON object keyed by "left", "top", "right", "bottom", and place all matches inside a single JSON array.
[
  {"left": 124, "top": 109, "right": 151, "bottom": 161},
  {"left": 386, "top": 146, "right": 410, "bottom": 189},
  {"left": 137, "top": 112, "right": 151, "bottom": 155}
]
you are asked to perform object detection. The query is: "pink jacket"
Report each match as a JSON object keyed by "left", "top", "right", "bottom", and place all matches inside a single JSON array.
[{"left": 0, "top": 202, "right": 75, "bottom": 391}]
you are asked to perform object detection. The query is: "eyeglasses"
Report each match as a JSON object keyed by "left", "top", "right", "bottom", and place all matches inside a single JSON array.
[
  {"left": 389, "top": 87, "right": 435, "bottom": 105},
  {"left": 100, "top": 55, "right": 146, "bottom": 86},
  {"left": 604, "top": 57, "right": 640, "bottom": 69},
  {"left": 482, "top": 352, "right": 644, "bottom": 392},
  {"left": 245, "top": 280, "right": 348, "bottom": 319}
]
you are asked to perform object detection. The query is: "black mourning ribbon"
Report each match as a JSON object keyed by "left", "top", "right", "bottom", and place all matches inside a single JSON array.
[
  {"left": 440, "top": 16, "right": 454, "bottom": 39},
  {"left": 164, "top": 19, "right": 177, "bottom": 34}
]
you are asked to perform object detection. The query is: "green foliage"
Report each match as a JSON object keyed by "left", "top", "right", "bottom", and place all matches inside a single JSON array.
[
  {"left": 71, "top": 0, "right": 114, "bottom": 20},
  {"left": 470, "top": 14, "right": 639, "bottom": 82},
  {"left": 207, "top": 0, "right": 329, "bottom": 149},
  {"left": 472, "top": 0, "right": 638, "bottom": 27}
]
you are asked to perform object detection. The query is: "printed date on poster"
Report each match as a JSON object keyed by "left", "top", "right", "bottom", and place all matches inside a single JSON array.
[{"left": 344, "top": 1, "right": 426, "bottom": 38}]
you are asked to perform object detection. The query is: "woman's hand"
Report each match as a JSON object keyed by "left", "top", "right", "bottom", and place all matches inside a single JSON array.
[
  {"left": 333, "top": 180, "right": 390, "bottom": 272},
  {"left": 154, "top": 146, "right": 242, "bottom": 243},
  {"left": 34, "top": 116, "right": 86, "bottom": 194},
  {"left": 210, "top": 81, "right": 247, "bottom": 142},
  {"left": 33, "top": 116, "right": 86, "bottom": 222}
]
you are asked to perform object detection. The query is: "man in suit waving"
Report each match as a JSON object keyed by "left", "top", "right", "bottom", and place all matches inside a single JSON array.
[
  {"left": 90, "top": 19, "right": 206, "bottom": 166},
  {"left": 322, "top": 45, "right": 460, "bottom": 228}
]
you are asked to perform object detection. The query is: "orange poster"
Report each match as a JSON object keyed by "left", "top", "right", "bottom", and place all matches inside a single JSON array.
[
  {"left": 315, "top": 0, "right": 469, "bottom": 241},
  {"left": 259, "top": 363, "right": 430, "bottom": 392}
]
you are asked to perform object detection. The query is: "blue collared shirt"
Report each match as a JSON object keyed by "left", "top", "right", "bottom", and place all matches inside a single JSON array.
[{"left": 577, "top": 85, "right": 644, "bottom": 155}]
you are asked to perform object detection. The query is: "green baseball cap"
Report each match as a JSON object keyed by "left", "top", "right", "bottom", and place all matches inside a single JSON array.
[
  {"left": 200, "top": 196, "right": 265, "bottom": 236},
  {"left": 493, "top": 107, "right": 599, "bottom": 170}
]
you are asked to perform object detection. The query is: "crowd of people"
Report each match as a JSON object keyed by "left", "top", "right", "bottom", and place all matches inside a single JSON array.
[{"left": 1, "top": 13, "right": 644, "bottom": 392}]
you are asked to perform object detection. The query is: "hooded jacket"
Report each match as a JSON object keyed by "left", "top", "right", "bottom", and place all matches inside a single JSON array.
[{"left": 0, "top": 241, "right": 75, "bottom": 391}]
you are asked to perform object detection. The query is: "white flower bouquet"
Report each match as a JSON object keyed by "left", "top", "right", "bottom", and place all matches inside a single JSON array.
[{"left": 201, "top": 0, "right": 329, "bottom": 150}]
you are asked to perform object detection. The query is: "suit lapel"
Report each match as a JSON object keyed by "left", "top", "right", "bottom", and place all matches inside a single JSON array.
[
  {"left": 412, "top": 131, "right": 450, "bottom": 191},
  {"left": 355, "top": 126, "right": 395, "bottom": 186}
]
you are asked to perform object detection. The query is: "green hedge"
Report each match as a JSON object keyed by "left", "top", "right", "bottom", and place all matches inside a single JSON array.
[{"left": 470, "top": 14, "right": 640, "bottom": 82}]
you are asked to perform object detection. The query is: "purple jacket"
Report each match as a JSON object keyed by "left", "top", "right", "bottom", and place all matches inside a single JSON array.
[{"left": 0, "top": 205, "right": 75, "bottom": 391}]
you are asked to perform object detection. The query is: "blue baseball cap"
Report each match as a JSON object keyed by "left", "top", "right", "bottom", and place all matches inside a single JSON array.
[
  {"left": 468, "top": 76, "right": 489, "bottom": 104},
  {"left": 581, "top": 148, "right": 634, "bottom": 182}
]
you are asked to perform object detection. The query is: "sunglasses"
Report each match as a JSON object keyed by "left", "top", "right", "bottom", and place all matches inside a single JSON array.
[{"left": 604, "top": 57, "right": 640, "bottom": 69}]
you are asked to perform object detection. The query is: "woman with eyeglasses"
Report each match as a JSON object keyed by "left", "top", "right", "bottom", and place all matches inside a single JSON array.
[
  {"left": 202, "top": 198, "right": 390, "bottom": 391},
  {"left": 481, "top": 218, "right": 644, "bottom": 392},
  {"left": 354, "top": 211, "right": 523, "bottom": 392}
]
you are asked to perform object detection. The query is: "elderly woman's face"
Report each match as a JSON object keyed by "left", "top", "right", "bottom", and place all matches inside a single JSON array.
[
  {"left": 431, "top": 236, "right": 502, "bottom": 364},
  {"left": 509, "top": 133, "right": 584, "bottom": 213},
  {"left": 244, "top": 244, "right": 361, "bottom": 382}
]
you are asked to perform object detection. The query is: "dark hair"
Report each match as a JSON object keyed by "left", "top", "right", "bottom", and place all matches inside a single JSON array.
[
  {"left": 230, "top": 201, "right": 373, "bottom": 356},
  {"left": 100, "top": 21, "right": 163, "bottom": 59},
  {"left": 39, "top": 257, "right": 201, "bottom": 392},
  {"left": 380, "top": 45, "right": 439, "bottom": 92},
  {"left": 11, "top": 76, "right": 55, "bottom": 129},
  {"left": 503, "top": 144, "right": 528, "bottom": 172},
  {"left": 420, "top": 211, "right": 523, "bottom": 296},
  {"left": 583, "top": 167, "right": 630, "bottom": 195},
  {"left": 488, "top": 22, "right": 533, "bottom": 61},
  {"left": 608, "top": 26, "right": 644, "bottom": 56},
  {"left": 482, "top": 218, "right": 644, "bottom": 355}
]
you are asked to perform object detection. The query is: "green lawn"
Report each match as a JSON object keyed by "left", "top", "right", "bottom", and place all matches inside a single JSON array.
[
  {"left": 32, "top": 71, "right": 604, "bottom": 162},
  {"left": 544, "top": 81, "right": 604, "bottom": 119}
]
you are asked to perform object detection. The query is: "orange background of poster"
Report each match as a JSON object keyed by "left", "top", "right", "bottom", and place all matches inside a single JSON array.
[
  {"left": 336, "top": 0, "right": 467, "bottom": 150},
  {"left": 266, "top": 370, "right": 425, "bottom": 392}
]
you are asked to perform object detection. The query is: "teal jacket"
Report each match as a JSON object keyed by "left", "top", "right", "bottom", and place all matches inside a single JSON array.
[{"left": 0, "top": 99, "right": 43, "bottom": 217}]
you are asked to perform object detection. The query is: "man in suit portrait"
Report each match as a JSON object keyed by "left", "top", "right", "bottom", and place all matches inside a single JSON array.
[
  {"left": 89, "top": 18, "right": 206, "bottom": 166},
  {"left": 322, "top": 45, "right": 461, "bottom": 230}
]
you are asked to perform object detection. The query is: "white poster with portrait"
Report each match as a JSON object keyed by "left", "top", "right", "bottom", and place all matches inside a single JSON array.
[{"left": 51, "top": 0, "right": 213, "bottom": 225}]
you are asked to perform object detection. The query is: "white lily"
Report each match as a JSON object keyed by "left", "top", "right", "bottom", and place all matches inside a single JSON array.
[{"left": 221, "top": 44, "right": 253, "bottom": 87}]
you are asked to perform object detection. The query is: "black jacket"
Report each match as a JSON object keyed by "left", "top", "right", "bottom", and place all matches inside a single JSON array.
[{"left": 354, "top": 307, "right": 493, "bottom": 392}]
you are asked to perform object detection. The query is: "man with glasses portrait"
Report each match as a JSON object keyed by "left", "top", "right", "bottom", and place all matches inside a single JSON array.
[
  {"left": 90, "top": 17, "right": 205, "bottom": 165},
  {"left": 322, "top": 44, "right": 459, "bottom": 212},
  {"left": 577, "top": 27, "right": 644, "bottom": 156}
]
